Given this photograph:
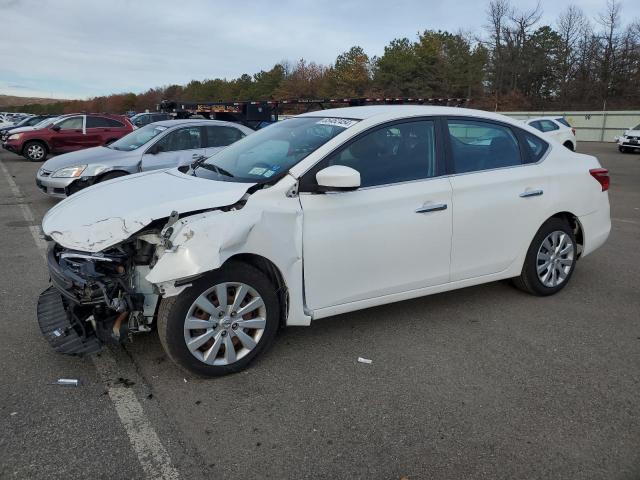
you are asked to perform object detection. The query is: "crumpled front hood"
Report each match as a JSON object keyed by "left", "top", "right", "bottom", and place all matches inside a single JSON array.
[{"left": 42, "top": 169, "right": 255, "bottom": 252}]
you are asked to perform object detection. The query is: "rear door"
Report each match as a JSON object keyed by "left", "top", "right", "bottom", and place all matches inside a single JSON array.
[
  {"left": 203, "top": 125, "right": 246, "bottom": 155},
  {"left": 446, "top": 118, "right": 551, "bottom": 281},
  {"left": 140, "top": 125, "right": 206, "bottom": 171},
  {"left": 85, "top": 116, "right": 111, "bottom": 146},
  {"left": 49, "top": 116, "right": 86, "bottom": 152}
]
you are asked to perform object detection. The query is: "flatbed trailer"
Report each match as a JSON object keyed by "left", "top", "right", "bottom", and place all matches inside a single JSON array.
[{"left": 157, "top": 97, "right": 469, "bottom": 129}]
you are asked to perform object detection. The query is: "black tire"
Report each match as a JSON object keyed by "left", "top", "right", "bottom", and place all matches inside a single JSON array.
[
  {"left": 97, "top": 171, "right": 128, "bottom": 183},
  {"left": 157, "top": 261, "right": 280, "bottom": 377},
  {"left": 23, "top": 141, "right": 48, "bottom": 161},
  {"left": 619, "top": 146, "right": 626, "bottom": 153},
  {"left": 563, "top": 141, "right": 575, "bottom": 151},
  {"left": 513, "top": 218, "right": 577, "bottom": 296}
]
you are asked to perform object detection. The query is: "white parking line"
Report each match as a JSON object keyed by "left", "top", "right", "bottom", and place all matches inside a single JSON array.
[{"left": 0, "top": 159, "right": 179, "bottom": 480}]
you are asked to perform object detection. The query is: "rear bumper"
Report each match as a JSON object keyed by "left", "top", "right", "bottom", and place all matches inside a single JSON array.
[{"left": 578, "top": 197, "right": 611, "bottom": 257}]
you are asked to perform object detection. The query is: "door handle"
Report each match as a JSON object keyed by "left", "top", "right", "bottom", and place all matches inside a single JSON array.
[
  {"left": 415, "top": 203, "right": 447, "bottom": 214},
  {"left": 519, "top": 189, "right": 543, "bottom": 198}
]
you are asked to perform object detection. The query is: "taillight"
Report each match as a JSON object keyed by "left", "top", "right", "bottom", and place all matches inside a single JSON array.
[
  {"left": 571, "top": 127, "right": 576, "bottom": 136},
  {"left": 589, "top": 168, "right": 609, "bottom": 191}
]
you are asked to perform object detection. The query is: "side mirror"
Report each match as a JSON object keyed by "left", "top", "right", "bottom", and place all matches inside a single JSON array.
[
  {"left": 316, "top": 165, "right": 360, "bottom": 192},
  {"left": 51, "top": 125, "right": 61, "bottom": 132},
  {"left": 149, "top": 144, "right": 164, "bottom": 155}
]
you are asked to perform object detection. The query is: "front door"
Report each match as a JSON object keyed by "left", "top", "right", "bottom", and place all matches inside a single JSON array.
[
  {"left": 299, "top": 119, "right": 452, "bottom": 311},
  {"left": 50, "top": 116, "right": 85, "bottom": 153},
  {"left": 140, "top": 125, "right": 206, "bottom": 171}
]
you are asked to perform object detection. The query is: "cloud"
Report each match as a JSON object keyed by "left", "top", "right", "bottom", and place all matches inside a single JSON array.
[{"left": 0, "top": 0, "right": 639, "bottom": 99}]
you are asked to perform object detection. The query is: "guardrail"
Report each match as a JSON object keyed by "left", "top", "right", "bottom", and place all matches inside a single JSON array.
[{"left": 500, "top": 110, "right": 640, "bottom": 142}]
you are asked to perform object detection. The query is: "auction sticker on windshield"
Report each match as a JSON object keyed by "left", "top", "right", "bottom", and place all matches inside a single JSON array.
[{"left": 316, "top": 118, "right": 358, "bottom": 128}]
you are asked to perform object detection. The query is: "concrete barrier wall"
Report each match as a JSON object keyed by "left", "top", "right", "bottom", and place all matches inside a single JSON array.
[{"left": 499, "top": 111, "right": 640, "bottom": 142}]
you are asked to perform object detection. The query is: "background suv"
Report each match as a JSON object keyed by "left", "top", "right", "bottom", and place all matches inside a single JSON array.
[
  {"left": 3, "top": 113, "right": 134, "bottom": 161},
  {"left": 130, "top": 112, "right": 172, "bottom": 128}
]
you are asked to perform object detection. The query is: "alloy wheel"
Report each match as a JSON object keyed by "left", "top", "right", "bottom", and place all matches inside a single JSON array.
[
  {"left": 27, "top": 144, "right": 45, "bottom": 160},
  {"left": 183, "top": 282, "right": 266, "bottom": 366},
  {"left": 536, "top": 230, "right": 575, "bottom": 288}
]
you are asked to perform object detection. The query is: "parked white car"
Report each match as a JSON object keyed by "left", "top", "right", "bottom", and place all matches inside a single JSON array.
[
  {"left": 38, "top": 106, "right": 611, "bottom": 376},
  {"left": 617, "top": 124, "right": 640, "bottom": 153},
  {"left": 525, "top": 117, "right": 577, "bottom": 151}
]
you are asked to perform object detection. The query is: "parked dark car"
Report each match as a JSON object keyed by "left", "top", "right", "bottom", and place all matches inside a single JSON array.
[
  {"left": 3, "top": 113, "right": 134, "bottom": 161},
  {"left": 129, "top": 112, "right": 172, "bottom": 128},
  {"left": 0, "top": 115, "right": 58, "bottom": 142}
]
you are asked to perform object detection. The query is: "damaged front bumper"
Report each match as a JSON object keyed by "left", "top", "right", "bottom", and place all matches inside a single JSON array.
[{"left": 37, "top": 242, "right": 157, "bottom": 355}]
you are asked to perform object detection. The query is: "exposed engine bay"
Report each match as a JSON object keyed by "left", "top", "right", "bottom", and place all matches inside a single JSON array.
[{"left": 38, "top": 228, "right": 165, "bottom": 354}]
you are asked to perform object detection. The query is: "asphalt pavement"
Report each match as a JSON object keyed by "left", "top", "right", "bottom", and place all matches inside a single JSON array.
[{"left": 0, "top": 142, "right": 638, "bottom": 480}]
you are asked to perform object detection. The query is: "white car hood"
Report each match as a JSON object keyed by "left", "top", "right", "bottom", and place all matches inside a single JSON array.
[
  {"left": 42, "top": 169, "right": 255, "bottom": 252},
  {"left": 624, "top": 129, "right": 640, "bottom": 136}
]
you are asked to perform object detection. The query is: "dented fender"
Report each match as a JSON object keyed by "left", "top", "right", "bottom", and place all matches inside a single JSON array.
[{"left": 147, "top": 177, "right": 311, "bottom": 326}]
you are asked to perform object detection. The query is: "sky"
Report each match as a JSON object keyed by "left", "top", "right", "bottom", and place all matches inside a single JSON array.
[{"left": 1, "top": 0, "right": 639, "bottom": 100}]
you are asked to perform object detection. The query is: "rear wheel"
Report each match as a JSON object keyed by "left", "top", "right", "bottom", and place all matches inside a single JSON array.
[
  {"left": 23, "top": 141, "right": 47, "bottom": 161},
  {"left": 157, "top": 261, "right": 280, "bottom": 376},
  {"left": 563, "top": 141, "right": 575, "bottom": 151},
  {"left": 513, "top": 218, "right": 577, "bottom": 296}
]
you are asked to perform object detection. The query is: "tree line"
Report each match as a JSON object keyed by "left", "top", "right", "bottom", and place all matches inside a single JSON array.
[{"left": 8, "top": 0, "right": 640, "bottom": 114}]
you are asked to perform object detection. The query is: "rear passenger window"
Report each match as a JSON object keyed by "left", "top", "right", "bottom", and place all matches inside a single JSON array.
[
  {"left": 538, "top": 120, "right": 559, "bottom": 132},
  {"left": 205, "top": 126, "right": 245, "bottom": 147},
  {"left": 104, "top": 118, "right": 125, "bottom": 128},
  {"left": 521, "top": 131, "right": 548, "bottom": 163},
  {"left": 447, "top": 120, "right": 521, "bottom": 173}
]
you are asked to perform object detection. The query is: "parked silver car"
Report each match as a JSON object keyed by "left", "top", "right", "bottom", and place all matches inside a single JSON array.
[{"left": 35, "top": 119, "right": 253, "bottom": 198}]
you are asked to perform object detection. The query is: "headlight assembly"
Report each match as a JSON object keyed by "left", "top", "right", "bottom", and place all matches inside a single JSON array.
[
  {"left": 8, "top": 133, "right": 22, "bottom": 140},
  {"left": 52, "top": 165, "right": 87, "bottom": 178}
]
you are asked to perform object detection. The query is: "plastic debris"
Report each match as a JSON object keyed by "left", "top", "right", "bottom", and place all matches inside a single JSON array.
[
  {"left": 54, "top": 378, "right": 80, "bottom": 386},
  {"left": 357, "top": 357, "right": 373, "bottom": 364}
]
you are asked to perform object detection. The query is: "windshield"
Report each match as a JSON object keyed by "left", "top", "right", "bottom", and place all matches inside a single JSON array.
[
  {"left": 34, "top": 116, "right": 59, "bottom": 128},
  {"left": 631, "top": 124, "right": 640, "bottom": 131},
  {"left": 193, "top": 117, "right": 357, "bottom": 182},
  {"left": 108, "top": 124, "right": 168, "bottom": 151}
]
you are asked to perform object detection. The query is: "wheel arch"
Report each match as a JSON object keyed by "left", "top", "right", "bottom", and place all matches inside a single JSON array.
[
  {"left": 222, "top": 253, "right": 289, "bottom": 328},
  {"left": 563, "top": 140, "right": 575, "bottom": 151},
  {"left": 94, "top": 169, "right": 129, "bottom": 183},
  {"left": 546, "top": 211, "right": 584, "bottom": 257},
  {"left": 21, "top": 138, "right": 50, "bottom": 155}
]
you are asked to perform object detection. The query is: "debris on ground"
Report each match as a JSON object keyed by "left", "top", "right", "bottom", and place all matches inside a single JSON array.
[
  {"left": 53, "top": 378, "right": 80, "bottom": 386},
  {"left": 357, "top": 357, "right": 373, "bottom": 364},
  {"left": 115, "top": 377, "right": 135, "bottom": 388}
]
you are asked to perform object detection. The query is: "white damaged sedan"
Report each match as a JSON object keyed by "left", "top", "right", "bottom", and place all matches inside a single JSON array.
[{"left": 38, "top": 106, "right": 611, "bottom": 376}]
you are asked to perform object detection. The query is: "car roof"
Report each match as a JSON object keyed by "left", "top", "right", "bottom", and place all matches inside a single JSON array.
[
  {"left": 526, "top": 116, "right": 564, "bottom": 122},
  {"left": 296, "top": 105, "right": 526, "bottom": 126}
]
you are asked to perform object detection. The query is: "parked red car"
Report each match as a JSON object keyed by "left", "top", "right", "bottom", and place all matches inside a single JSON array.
[{"left": 2, "top": 113, "right": 134, "bottom": 161}]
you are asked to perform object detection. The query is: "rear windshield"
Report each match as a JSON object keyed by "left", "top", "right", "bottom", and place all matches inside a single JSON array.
[{"left": 555, "top": 118, "right": 571, "bottom": 127}]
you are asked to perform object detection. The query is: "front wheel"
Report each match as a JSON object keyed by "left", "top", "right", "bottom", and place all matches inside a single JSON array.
[
  {"left": 513, "top": 218, "right": 577, "bottom": 296},
  {"left": 23, "top": 141, "right": 47, "bottom": 161},
  {"left": 157, "top": 262, "right": 280, "bottom": 377},
  {"left": 619, "top": 146, "right": 627, "bottom": 153}
]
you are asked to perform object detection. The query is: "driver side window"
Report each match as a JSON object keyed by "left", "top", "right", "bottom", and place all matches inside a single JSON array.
[
  {"left": 301, "top": 120, "right": 437, "bottom": 190},
  {"left": 57, "top": 117, "right": 83, "bottom": 130},
  {"left": 155, "top": 127, "right": 203, "bottom": 152}
]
